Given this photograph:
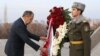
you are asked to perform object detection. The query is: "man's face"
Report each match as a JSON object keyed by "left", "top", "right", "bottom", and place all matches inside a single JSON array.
[
  {"left": 25, "top": 15, "right": 33, "bottom": 25},
  {"left": 71, "top": 8, "right": 80, "bottom": 17}
]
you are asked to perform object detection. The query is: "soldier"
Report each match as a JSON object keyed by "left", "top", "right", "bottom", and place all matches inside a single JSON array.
[{"left": 68, "top": 2, "right": 91, "bottom": 56}]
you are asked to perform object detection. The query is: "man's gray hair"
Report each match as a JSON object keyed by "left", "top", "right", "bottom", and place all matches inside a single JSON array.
[{"left": 22, "top": 10, "right": 34, "bottom": 17}]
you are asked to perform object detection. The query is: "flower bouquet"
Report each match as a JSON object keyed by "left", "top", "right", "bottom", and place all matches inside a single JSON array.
[{"left": 41, "top": 7, "right": 71, "bottom": 56}]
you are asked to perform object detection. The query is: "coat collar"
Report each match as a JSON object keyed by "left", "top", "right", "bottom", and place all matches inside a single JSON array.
[
  {"left": 19, "top": 18, "right": 27, "bottom": 27},
  {"left": 71, "top": 15, "right": 86, "bottom": 24}
]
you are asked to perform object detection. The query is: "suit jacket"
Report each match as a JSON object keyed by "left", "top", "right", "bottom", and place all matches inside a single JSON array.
[{"left": 5, "top": 18, "right": 40, "bottom": 56}]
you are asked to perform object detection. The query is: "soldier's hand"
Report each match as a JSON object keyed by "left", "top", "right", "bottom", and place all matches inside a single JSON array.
[{"left": 55, "top": 31, "right": 59, "bottom": 38}]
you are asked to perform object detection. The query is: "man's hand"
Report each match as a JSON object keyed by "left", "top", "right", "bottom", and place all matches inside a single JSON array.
[
  {"left": 40, "top": 47, "right": 48, "bottom": 56},
  {"left": 40, "top": 36, "right": 47, "bottom": 41},
  {"left": 39, "top": 47, "right": 47, "bottom": 53}
]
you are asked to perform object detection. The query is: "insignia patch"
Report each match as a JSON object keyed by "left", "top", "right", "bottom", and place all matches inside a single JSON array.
[
  {"left": 84, "top": 26, "right": 89, "bottom": 32},
  {"left": 83, "top": 20, "right": 87, "bottom": 22}
]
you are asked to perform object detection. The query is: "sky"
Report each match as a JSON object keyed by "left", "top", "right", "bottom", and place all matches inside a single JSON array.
[{"left": 0, "top": 0, "right": 100, "bottom": 23}]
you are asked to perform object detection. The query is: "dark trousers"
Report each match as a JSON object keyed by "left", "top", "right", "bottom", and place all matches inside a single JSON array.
[
  {"left": 6, "top": 53, "right": 24, "bottom": 56},
  {"left": 5, "top": 50, "right": 24, "bottom": 56},
  {"left": 70, "top": 44, "right": 84, "bottom": 56}
]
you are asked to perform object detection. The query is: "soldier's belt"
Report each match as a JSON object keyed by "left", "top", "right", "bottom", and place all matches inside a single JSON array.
[{"left": 70, "top": 41, "right": 83, "bottom": 45}]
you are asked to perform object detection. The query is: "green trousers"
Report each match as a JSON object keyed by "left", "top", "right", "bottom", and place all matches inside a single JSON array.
[{"left": 70, "top": 44, "right": 84, "bottom": 56}]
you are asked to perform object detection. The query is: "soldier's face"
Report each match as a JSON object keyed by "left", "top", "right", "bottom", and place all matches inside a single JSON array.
[{"left": 72, "top": 8, "right": 80, "bottom": 17}]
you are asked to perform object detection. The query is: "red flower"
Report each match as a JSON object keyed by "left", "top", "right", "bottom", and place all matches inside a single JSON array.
[{"left": 47, "top": 7, "right": 65, "bottom": 30}]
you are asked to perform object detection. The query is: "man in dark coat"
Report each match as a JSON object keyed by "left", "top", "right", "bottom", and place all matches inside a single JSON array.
[{"left": 5, "top": 11, "right": 47, "bottom": 56}]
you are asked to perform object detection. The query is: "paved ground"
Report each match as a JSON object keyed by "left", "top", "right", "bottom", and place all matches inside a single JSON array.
[
  {"left": 0, "top": 39, "right": 44, "bottom": 56},
  {"left": 0, "top": 39, "right": 100, "bottom": 56},
  {"left": 0, "top": 39, "right": 69, "bottom": 56}
]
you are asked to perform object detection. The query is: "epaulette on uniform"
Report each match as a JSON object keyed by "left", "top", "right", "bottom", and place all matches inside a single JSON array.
[{"left": 82, "top": 19, "right": 88, "bottom": 23}]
